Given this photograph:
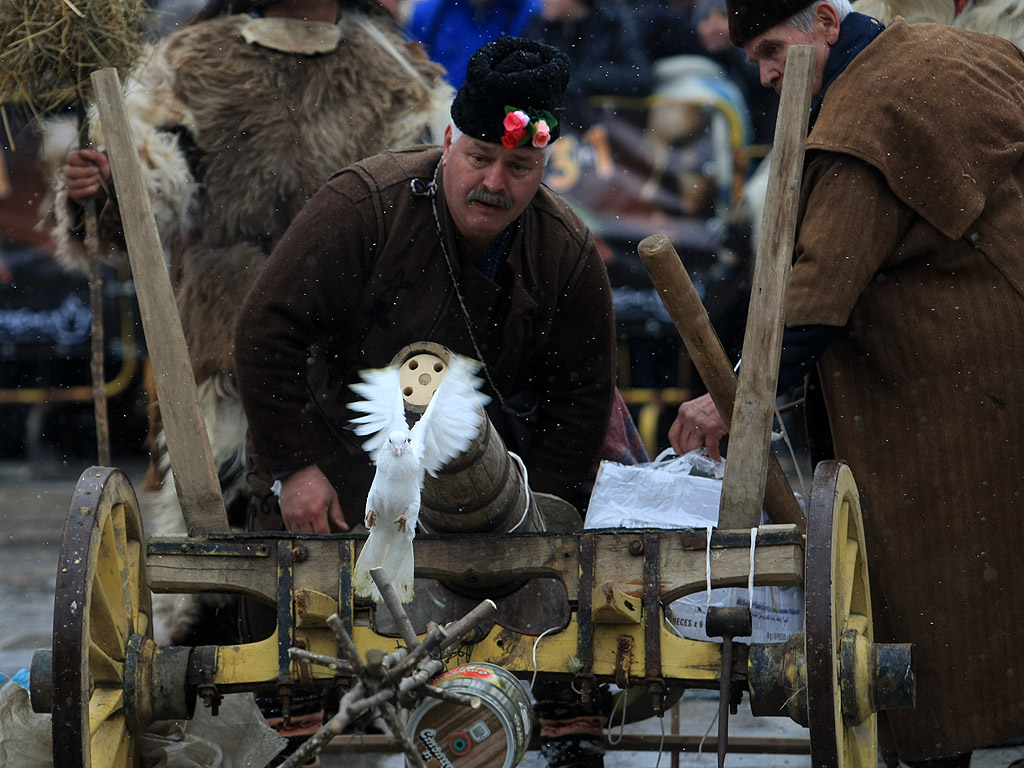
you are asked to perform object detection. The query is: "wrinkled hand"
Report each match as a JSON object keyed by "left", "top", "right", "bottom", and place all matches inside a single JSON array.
[
  {"left": 279, "top": 464, "right": 348, "bottom": 533},
  {"left": 63, "top": 148, "right": 111, "bottom": 203},
  {"left": 668, "top": 393, "right": 729, "bottom": 461}
]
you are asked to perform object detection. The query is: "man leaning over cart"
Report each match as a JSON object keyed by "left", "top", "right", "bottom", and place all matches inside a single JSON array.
[
  {"left": 235, "top": 35, "right": 646, "bottom": 768},
  {"left": 669, "top": 1, "right": 1024, "bottom": 766}
]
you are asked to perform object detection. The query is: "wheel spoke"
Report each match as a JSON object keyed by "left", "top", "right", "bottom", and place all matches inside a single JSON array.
[
  {"left": 89, "top": 565, "right": 128, "bottom": 660},
  {"left": 124, "top": 537, "right": 145, "bottom": 635},
  {"left": 112, "top": 502, "right": 129, "bottom": 571},
  {"left": 838, "top": 537, "right": 859, "bottom": 627},
  {"left": 111, "top": 503, "right": 137, "bottom": 620},
  {"left": 843, "top": 721, "right": 877, "bottom": 766},
  {"left": 96, "top": 514, "right": 131, "bottom": 643},
  {"left": 91, "top": 712, "right": 130, "bottom": 765},
  {"left": 88, "top": 639, "right": 125, "bottom": 685},
  {"left": 89, "top": 687, "right": 125, "bottom": 736}
]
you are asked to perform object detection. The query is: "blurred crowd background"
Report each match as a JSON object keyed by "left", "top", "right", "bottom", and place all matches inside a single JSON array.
[{"left": 0, "top": 0, "right": 782, "bottom": 474}]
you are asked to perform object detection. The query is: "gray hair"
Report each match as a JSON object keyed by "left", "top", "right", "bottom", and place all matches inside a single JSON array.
[{"left": 787, "top": 0, "right": 853, "bottom": 33}]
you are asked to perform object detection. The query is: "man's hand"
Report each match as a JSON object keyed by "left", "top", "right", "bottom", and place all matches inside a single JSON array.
[
  {"left": 278, "top": 464, "right": 348, "bottom": 533},
  {"left": 668, "top": 393, "right": 729, "bottom": 461},
  {"left": 63, "top": 148, "right": 112, "bottom": 202}
]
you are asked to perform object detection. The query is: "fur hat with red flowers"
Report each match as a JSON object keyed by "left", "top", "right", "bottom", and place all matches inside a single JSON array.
[{"left": 451, "top": 36, "right": 571, "bottom": 149}]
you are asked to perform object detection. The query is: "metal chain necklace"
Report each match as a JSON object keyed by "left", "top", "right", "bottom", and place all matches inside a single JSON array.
[{"left": 417, "top": 160, "right": 512, "bottom": 412}]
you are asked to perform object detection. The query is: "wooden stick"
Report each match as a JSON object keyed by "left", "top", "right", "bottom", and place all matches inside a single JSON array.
[
  {"left": 637, "top": 234, "right": 805, "bottom": 532},
  {"left": 90, "top": 67, "right": 227, "bottom": 535},
  {"left": 76, "top": 104, "right": 112, "bottom": 468},
  {"left": 369, "top": 567, "right": 420, "bottom": 649},
  {"left": 87, "top": 225, "right": 111, "bottom": 467},
  {"left": 718, "top": 45, "right": 816, "bottom": 529}
]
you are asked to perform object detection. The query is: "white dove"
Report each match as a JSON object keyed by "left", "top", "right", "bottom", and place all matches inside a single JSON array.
[{"left": 348, "top": 353, "right": 490, "bottom": 603}]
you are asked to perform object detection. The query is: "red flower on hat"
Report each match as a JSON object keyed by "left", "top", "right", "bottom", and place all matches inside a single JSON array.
[
  {"left": 503, "top": 105, "right": 558, "bottom": 149},
  {"left": 532, "top": 120, "right": 551, "bottom": 148},
  {"left": 504, "top": 110, "right": 530, "bottom": 134}
]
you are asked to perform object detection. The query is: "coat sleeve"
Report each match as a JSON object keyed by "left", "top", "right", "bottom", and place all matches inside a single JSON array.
[
  {"left": 234, "top": 179, "right": 377, "bottom": 472},
  {"left": 786, "top": 152, "right": 914, "bottom": 328},
  {"left": 525, "top": 230, "right": 616, "bottom": 507}
]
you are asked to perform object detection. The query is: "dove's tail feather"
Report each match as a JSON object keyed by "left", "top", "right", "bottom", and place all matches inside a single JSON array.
[
  {"left": 380, "top": 533, "right": 415, "bottom": 603},
  {"left": 352, "top": 530, "right": 416, "bottom": 604}
]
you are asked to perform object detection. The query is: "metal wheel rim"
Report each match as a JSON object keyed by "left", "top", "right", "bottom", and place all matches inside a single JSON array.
[
  {"left": 52, "top": 466, "right": 151, "bottom": 768},
  {"left": 805, "top": 460, "right": 876, "bottom": 767}
]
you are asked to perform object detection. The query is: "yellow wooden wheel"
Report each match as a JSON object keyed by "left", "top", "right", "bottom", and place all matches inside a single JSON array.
[
  {"left": 51, "top": 467, "right": 152, "bottom": 768},
  {"left": 805, "top": 460, "right": 875, "bottom": 767}
]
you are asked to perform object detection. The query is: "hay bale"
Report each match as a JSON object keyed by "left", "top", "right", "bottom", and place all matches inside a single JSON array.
[{"left": 0, "top": 0, "right": 150, "bottom": 119}]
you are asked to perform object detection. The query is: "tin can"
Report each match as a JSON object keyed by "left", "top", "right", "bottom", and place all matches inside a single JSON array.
[{"left": 405, "top": 663, "right": 534, "bottom": 767}]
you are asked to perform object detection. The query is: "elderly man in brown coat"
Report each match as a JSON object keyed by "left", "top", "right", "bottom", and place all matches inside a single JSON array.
[{"left": 669, "top": 1, "right": 1024, "bottom": 766}]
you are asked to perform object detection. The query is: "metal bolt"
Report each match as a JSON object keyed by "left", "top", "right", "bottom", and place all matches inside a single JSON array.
[{"left": 629, "top": 540, "right": 645, "bottom": 556}]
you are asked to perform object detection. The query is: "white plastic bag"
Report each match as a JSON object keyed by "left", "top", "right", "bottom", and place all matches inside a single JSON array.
[
  {"left": 585, "top": 449, "right": 724, "bottom": 530},
  {"left": 0, "top": 671, "right": 52, "bottom": 768},
  {"left": 141, "top": 692, "right": 286, "bottom": 768},
  {"left": 585, "top": 449, "right": 803, "bottom": 644}
]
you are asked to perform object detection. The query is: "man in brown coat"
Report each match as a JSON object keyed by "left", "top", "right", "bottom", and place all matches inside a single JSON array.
[
  {"left": 669, "top": 1, "right": 1024, "bottom": 765},
  {"left": 235, "top": 37, "right": 618, "bottom": 534}
]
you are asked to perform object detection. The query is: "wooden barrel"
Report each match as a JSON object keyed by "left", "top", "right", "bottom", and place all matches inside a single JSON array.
[
  {"left": 405, "top": 663, "right": 534, "bottom": 768},
  {"left": 420, "top": 414, "right": 544, "bottom": 535},
  {"left": 390, "top": 343, "right": 545, "bottom": 536}
]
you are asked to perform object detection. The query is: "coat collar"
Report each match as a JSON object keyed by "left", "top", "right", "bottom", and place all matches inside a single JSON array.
[{"left": 240, "top": 16, "right": 341, "bottom": 54}]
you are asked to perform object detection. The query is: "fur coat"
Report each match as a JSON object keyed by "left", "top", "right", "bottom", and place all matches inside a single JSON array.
[{"left": 53, "top": 11, "right": 450, "bottom": 383}]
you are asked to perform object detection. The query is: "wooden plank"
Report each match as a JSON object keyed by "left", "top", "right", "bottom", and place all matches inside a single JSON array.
[
  {"left": 90, "top": 68, "right": 228, "bottom": 536},
  {"left": 719, "top": 45, "right": 816, "bottom": 529},
  {"left": 145, "top": 531, "right": 803, "bottom": 606},
  {"left": 637, "top": 234, "right": 805, "bottom": 531}
]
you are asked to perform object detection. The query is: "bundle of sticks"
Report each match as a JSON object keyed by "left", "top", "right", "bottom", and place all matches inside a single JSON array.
[
  {"left": 0, "top": 0, "right": 148, "bottom": 129},
  {"left": 280, "top": 568, "right": 499, "bottom": 768}
]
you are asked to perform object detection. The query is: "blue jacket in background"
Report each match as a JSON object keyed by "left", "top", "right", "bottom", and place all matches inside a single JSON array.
[{"left": 409, "top": 0, "right": 541, "bottom": 88}]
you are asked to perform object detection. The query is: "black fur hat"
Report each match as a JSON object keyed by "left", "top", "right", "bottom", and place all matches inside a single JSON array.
[
  {"left": 726, "top": 0, "right": 815, "bottom": 46},
  {"left": 451, "top": 37, "right": 571, "bottom": 148}
]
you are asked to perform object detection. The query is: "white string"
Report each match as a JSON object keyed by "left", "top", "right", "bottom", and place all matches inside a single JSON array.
[
  {"left": 528, "top": 625, "right": 562, "bottom": 693},
  {"left": 772, "top": 402, "right": 808, "bottom": 498},
  {"left": 705, "top": 525, "right": 713, "bottom": 616},
  {"left": 606, "top": 690, "right": 629, "bottom": 746},
  {"left": 697, "top": 703, "right": 719, "bottom": 768},
  {"left": 748, "top": 527, "right": 757, "bottom": 611},
  {"left": 655, "top": 716, "right": 663, "bottom": 768},
  {"left": 506, "top": 451, "right": 532, "bottom": 533}
]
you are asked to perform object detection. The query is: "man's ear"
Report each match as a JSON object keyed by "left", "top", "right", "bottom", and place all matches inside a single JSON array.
[
  {"left": 817, "top": 1, "right": 841, "bottom": 46},
  {"left": 442, "top": 123, "right": 453, "bottom": 165}
]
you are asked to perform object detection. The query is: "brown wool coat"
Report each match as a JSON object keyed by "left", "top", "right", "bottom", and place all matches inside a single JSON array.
[
  {"left": 235, "top": 146, "right": 616, "bottom": 523},
  {"left": 788, "top": 19, "right": 1024, "bottom": 759}
]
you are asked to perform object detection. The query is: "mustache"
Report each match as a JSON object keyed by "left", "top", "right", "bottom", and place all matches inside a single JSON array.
[{"left": 466, "top": 187, "right": 513, "bottom": 209}]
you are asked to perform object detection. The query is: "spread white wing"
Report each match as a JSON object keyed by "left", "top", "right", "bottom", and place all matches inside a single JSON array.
[
  {"left": 412, "top": 355, "right": 490, "bottom": 476},
  {"left": 349, "top": 366, "right": 406, "bottom": 463}
]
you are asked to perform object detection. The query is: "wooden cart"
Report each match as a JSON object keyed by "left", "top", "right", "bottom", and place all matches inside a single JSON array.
[{"left": 26, "top": 47, "right": 915, "bottom": 768}]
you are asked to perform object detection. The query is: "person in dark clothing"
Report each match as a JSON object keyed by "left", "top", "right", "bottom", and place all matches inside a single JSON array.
[
  {"left": 523, "top": 0, "right": 652, "bottom": 131},
  {"left": 408, "top": 0, "right": 541, "bottom": 88}
]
